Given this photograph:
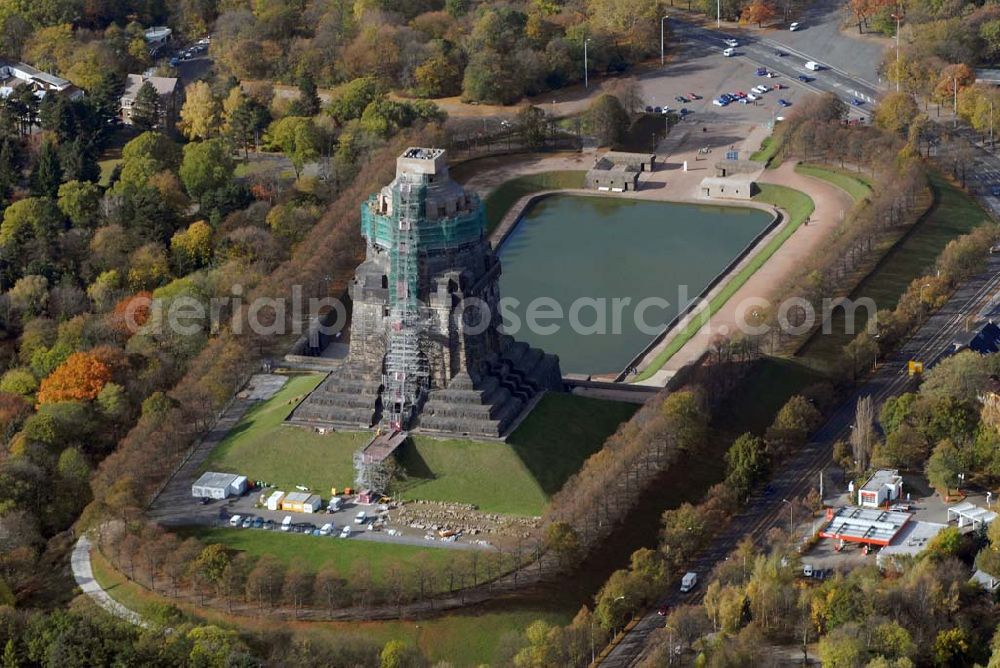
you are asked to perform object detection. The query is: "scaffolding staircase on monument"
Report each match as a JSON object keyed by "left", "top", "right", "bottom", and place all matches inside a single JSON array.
[{"left": 354, "top": 177, "right": 429, "bottom": 491}]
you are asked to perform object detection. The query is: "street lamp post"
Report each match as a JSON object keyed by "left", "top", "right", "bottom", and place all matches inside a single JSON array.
[
  {"left": 891, "top": 12, "right": 902, "bottom": 93},
  {"left": 782, "top": 498, "right": 793, "bottom": 534},
  {"left": 584, "top": 38, "right": 591, "bottom": 88},
  {"left": 717, "top": 0, "right": 721, "bottom": 27},
  {"left": 661, "top": 16, "right": 669, "bottom": 66}
]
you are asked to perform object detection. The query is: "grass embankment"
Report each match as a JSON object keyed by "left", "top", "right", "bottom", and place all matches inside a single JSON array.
[
  {"left": 204, "top": 374, "right": 635, "bottom": 517},
  {"left": 633, "top": 184, "right": 814, "bottom": 382},
  {"left": 482, "top": 171, "right": 586, "bottom": 235},
  {"left": 750, "top": 136, "right": 783, "bottom": 168},
  {"left": 794, "top": 163, "right": 873, "bottom": 201},
  {"left": 798, "top": 170, "right": 991, "bottom": 363},
  {"left": 89, "top": 547, "right": 569, "bottom": 666}
]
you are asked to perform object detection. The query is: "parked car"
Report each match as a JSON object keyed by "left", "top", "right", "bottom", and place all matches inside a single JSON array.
[
  {"left": 654, "top": 106, "right": 662, "bottom": 113},
  {"left": 675, "top": 95, "right": 688, "bottom": 103},
  {"left": 851, "top": 98, "right": 864, "bottom": 106},
  {"left": 679, "top": 108, "right": 692, "bottom": 116},
  {"left": 688, "top": 92, "right": 701, "bottom": 100},
  {"left": 724, "top": 38, "right": 739, "bottom": 47},
  {"left": 778, "top": 99, "right": 791, "bottom": 107},
  {"left": 789, "top": 21, "right": 801, "bottom": 30},
  {"left": 354, "top": 511, "right": 367, "bottom": 524},
  {"left": 755, "top": 67, "right": 767, "bottom": 76},
  {"left": 661, "top": 106, "right": 673, "bottom": 114},
  {"left": 797, "top": 74, "right": 812, "bottom": 82},
  {"left": 657, "top": 607, "right": 668, "bottom": 616},
  {"left": 320, "top": 523, "right": 334, "bottom": 536},
  {"left": 712, "top": 98, "right": 727, "bottom": 106},
  {"left": 252, "top": 517, "right": 264, "bottom": 529},
  {"left": 774, "top": 49, "right": 787, "bottom": 56},
  {"left": 645, "top": 105, "right": 654, "bottom": 112},
  {"left": 723, "top": 47, "right": 735, "bottom": 57},
  {"left": 241, "top": 516, "right": 254, "bottom": 529},
  {"left": 281, "top": 515, "right": 292, "bottom": 531},
  {"left": 992, "top": 187, "right": 1000, "bottom": 197},
  {"left": 229, "top": 514, "right": 242, "bottom": 527},
  {"left": 339, "top": 526, "right": 352, "bottom": 538},
  {"left": 803, "top": 564, "right": 814, "bottom": 577},
  {"left": 263, "top": 519, "right": 274, "bottom": 530},
  {"left": 169, "top": 57, "right": 179, "bottom": 67}
]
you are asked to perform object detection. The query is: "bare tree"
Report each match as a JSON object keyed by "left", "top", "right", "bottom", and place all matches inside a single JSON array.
[{"left": 851, "top": 395, "right": 876, "bottom": 472}]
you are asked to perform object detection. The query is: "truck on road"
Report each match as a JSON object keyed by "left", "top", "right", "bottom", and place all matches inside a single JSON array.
[{"left": 680, "top": 572, "right": 698, "bottom": 592}]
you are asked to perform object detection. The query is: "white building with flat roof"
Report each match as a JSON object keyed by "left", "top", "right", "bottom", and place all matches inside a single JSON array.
[
  {"left": 192, "top": 472, "right": 248, "bottom": 499},
  {"left": 876, "top": 520, "right": 947, "bottom": 568},
  {"left": 858, "top": 469, "right": 903, "bottom": 508}
]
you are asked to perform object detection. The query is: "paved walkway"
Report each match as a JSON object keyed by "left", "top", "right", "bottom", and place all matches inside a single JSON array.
[
  {"left": 71, "top": 535, "right": 147, "bottom": 627},
  {"left": 148, "top": 374, "right": 288, "bottom": 525},
  {"left": 633, "top": 160, "right": 855, "bottom": 382}
]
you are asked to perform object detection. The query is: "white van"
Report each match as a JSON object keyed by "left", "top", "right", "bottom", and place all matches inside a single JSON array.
[
  {"left": 354, "top": 510, "right": 367, "bottom": 524},
  {"left": 228, "top": 514, "right": 242, "bottom": 527},
  {"left": 281, "top": 515, "right": 292, "bottom": 531},
  {"left": 723, "top": 47, "right": 734, "bottom": 57},
  {"left": 319, "top": 523, "right": 333, "bottom": 536},
  {"left": 804, "top": 61, "right": 821, "bottom": 71},
  {"left": 680, "top": 571, "right": 698, "bottom": 592}
]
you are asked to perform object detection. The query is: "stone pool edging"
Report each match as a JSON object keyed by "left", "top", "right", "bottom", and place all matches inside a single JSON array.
[{"left": 615, "top": 203, "right": 783, "bottom": 383}]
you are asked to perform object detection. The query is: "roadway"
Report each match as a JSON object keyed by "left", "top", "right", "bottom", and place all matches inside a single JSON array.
[
  {"left": 671, "top": 18, "right": 881, "bottom": 114},
  {"left": 601, "top": 254, "right": 1000, "bottom": 667}
]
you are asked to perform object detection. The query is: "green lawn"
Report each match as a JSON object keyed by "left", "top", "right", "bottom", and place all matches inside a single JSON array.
[
  {"left": 205, "top": 374, "right": 636, "bottom": 516},
  {"left": 794, "top": 163, "right": 873, "bottom": 201},
  {"left": 750, "top": 135, "right": 780, "bottom": 166},
  {"left": 175, "top": 527, "right": 457, "bottom": 580},
  {"left": 397, "top": 393, "right": 637, "bottom": 515},
  {"left": 634, "top": 184, "right": 814, "bottom": 381},
  {"left": 202, "top": 373, "right": 369, "bottom": 494},
  {"left": 90, "top": 545, "right": 570, "bottom": 666},
  {"left": 798, "top": 170, "right": 991, "bottom": 363},
  {"left": 482, "top": 171, "right": 587, "bottom": 234},
  {"left": 98, "top": 158, "right": 122, "bottom": 187}
]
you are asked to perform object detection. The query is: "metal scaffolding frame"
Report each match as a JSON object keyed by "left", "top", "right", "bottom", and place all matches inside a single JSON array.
[{"left": 383, "top": 177, "right": 430, "bottom": 431}]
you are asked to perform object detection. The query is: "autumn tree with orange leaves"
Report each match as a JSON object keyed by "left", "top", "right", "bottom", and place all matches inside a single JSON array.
[
  {"left": 37, "top": 352, "right": 112, "bottom": 405},
  {"left": 110, "top": 292, "right": 153, "bottom": 337},
  {"left": 740, "top": 0, "right": 776, "bottom": 27}
]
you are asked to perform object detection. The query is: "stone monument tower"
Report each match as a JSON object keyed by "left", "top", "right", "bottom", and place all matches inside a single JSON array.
[{"left": 290, "top": 147, "right": 561, "bottom": 438}]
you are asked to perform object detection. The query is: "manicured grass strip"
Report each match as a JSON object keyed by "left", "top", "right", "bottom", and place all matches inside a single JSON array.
[
  {"left": 397, "top": 393, "right": 637, "bottom": 516},
  {"left": 483, "top": 171, "right": 586, "bottom": 234},
  {"left": 205, "top": 374, "right": 635, "bottom": 516},
  {"left": 750, "top": 136, "right": 780, "bottom": 166},
  {"left": 634, "top": 184, "right": 814, "bottom": 382},
  {"left": 798, "top": 169, "right": 991, "bottom": 363},
  {"left": 174, "top": 527, "right": 456, "bottom": 582},
  {"left": 795, "top": 163, "right": 872, "bottom": 201}
]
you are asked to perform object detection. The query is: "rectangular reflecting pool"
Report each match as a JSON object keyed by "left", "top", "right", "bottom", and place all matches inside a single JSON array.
[{"left": 497, "top": 194, "right": 774, "bottom": 375}]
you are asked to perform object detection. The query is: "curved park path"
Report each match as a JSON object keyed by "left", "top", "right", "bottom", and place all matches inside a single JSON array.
[
  {"left": 632, "top": 160, "right": 856, "bottom": 385},
  {"left": 71, "top": 535, "right": 148, "bottom": 628}
]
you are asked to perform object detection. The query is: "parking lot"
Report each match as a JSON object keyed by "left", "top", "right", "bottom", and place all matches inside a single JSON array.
[
  {"left": 200, "top": 490, "right": 494, "bottom": 552},
  {"left": 631, "top": 20, "right": 870, "bottom": 136}
]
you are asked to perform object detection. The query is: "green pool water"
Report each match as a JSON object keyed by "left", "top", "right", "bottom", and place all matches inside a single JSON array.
[{"left": 497, "top": 195, "right": 774, "bottom": 375}]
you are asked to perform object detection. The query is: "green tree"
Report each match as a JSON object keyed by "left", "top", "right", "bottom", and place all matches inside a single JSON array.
[
  {"left": 933, "top": 628, "right": 971, "bottom": 667},
  {"left": 587, "top": 94, "right": 629, "bottom": 147},
  {"left": 29, "top": 141, "right": 62, "bottom": 198},
  {"left": 192, "top": 544, "right": 231, "bottom": 589},
  {"left": 327, "top": 77, "right": 384, "bottom": 124},
  {"left": 925, "top": 439, "right": 963, "bottom": 495},
  {"left": 726, "top": 433, "right": 768, "bottom": 498},
  {"left": 545, "top": 521, "right": 581, "bottom": 567},
  {"left": 267, "top": 116, "right": 321, "bottom": 178},
  {"left": 179, "top": 139, "right": 235, "bottom": 203},
  {"left": 57, "top": 180, "right": 102, "bottom": 228},
  {"left": 118, "top": 132, "right": 182, "bottom": 190},
  {"left": 380, "top": 640, "right": 423, "bottom": 668},
  {"left": 294, "top": 73, "right": 321, "bottom": 117},
  {"left": 130, "top": 81, "right": 162, "bottom": 131}
]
